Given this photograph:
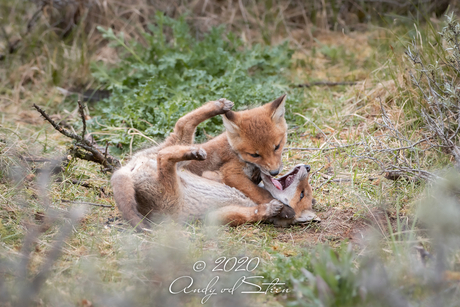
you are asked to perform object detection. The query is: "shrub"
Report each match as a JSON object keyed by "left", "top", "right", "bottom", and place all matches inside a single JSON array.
[{"left": 91, "top": 13, "right": 305, "bottom": 148}]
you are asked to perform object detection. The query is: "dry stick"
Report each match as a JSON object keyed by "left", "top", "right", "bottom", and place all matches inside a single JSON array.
[
  {"left": 297, "top": 81, "right": 359, "bottom": 88},
  {"left": 33, "top": 104, "right": 120, "bottom": 171},
  {"left": 77, "top": 100, "right": 86, "bottom": 141},
  {"left": 33, "top": 104, "right": 85, "bottom": 142},
  {"left": 56, "top": 178, "right": 92, "bottom": 188},
  {"left": 373, "top": 138, "right": 430, "bottom": 152},
  {"left": 104, "top": 141, "right": 109, "bottom": 160},
  {"left": 285, "top": 142, "right": 364, "bottom": 152},
  {"left": 62, "top": 200, "right": 112, "bottom": 208}
]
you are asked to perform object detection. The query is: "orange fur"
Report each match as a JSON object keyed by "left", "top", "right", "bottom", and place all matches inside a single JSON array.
[
  {"left": 185, "top": 95, "right": 289, "bottom": 206},
  {"left": 111, "top": 96, "right": 304, "bottom": 231}
]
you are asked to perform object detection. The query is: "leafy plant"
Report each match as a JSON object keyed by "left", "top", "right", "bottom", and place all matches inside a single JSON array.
[
  {"left": 91, "top": 13, "right": 306, "bottom": 148},
  {"left": 287, "top": 244, "right": 361, "bottom": 307}
]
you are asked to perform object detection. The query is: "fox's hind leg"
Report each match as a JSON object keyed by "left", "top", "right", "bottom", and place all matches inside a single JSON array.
[
  {"left": 157, "top": 145, "right": 207, "bottom": 199},
  {"left": 207, "top": 199, "right": 284, "bottom": 226},
  {"left": 162, "top": 98, "right": 233, "bottom": 147}
]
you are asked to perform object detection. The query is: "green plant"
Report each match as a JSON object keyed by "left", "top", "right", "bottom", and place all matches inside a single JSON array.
[
  {"left": 287, "top": 244, "right": 360, "bottom": 307},
  {"left": 90, "top": 13, "right": 307, "bottom": 148}
]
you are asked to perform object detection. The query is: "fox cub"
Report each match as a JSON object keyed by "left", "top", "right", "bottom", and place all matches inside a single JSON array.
[
  {"left": 111, "top": 98, "right": 318, "bottom": 230},
  {"left": 183, "top": 94, "right": 293, "bottom": 217}
]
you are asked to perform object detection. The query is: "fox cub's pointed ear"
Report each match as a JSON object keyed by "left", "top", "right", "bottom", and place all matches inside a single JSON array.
[
  {"left": 269, "top": 94, "right": 287, "bottom": 122},
  {"left": 222, "top": 111, "right": 240, "bottom": 135}
]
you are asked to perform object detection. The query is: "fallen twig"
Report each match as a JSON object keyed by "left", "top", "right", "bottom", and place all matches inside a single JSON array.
[
  {"left": 285, "top": 142, "right": 364, "bottom": 152},
  {"left": 297, "top": 81, "right": 359, "bottom": 88},
  {"left": 55, "top": 178, "right": 93, "bottom": 188},
  {"left": 33, "top": 103, "right": 121, "bottom": 172},
  {"left": 62, "top": 199, "right": 112, "bottom": 208},
  {"left": 77, "top": 100, "right": 86, "bottom": 140}
]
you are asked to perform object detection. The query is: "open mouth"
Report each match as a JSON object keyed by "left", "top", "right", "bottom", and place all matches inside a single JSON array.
[{"left": 270, "top": 166, "right": 301, "bottom": 191}]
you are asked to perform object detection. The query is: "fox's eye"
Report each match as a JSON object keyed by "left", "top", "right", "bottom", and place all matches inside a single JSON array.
[
  {"left": 249, "top": 153, "right": 260, "bottom": 158},
  {"left": 274, "top": 141, "right": 282, "bottom": 151},
  {"left": 300, "top": 190, "right": 304, "bottom": 200}
]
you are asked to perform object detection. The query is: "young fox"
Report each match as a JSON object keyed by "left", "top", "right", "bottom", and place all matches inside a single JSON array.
[
  {"left": 183, "top": 94, "right": 291, "bottom": 214},
  {"left": 111, "top": 98, "right": 318, "bottom": 229}
]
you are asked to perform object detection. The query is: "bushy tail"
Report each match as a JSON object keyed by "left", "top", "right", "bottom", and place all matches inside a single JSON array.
[{"left": 111, "top": 167, "right": 149, "bottom": 232}]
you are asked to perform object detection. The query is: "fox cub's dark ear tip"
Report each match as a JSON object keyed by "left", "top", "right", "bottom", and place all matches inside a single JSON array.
[
  {"left": 269, "top": 94, "right": 287, "bottom": 121},
  {"left": 276, "top": 93, "right": 287, "bottom": 102},
  {"left": 271, "top": 94, "right": 287, "bottom": 109}
]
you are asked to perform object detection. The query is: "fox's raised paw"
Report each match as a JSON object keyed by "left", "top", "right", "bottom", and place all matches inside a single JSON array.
[
  {"left": 187, "top": 147, "right": 207, "bottom": 161},
  {"left": 214, "top": 98, "right": 234, "bottom": 114},
  {"left": 264, "top": 199, "right": 284, "bottom": 217}
]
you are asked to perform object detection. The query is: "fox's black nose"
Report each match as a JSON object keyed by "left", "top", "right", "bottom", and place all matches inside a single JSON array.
[
  {"left": 304, "top": 165, "right": 311, "bottom": 172},
  {"left": 269, "top": 170, "right": 279, "bottom": 176}
]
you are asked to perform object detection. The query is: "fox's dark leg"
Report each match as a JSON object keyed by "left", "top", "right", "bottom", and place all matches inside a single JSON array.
[
  {"left": 207, "top": 200, "right": 284, "bottom": 226},
  {"left": 161, "top": 98, "right": 233, "bottom": 147}
]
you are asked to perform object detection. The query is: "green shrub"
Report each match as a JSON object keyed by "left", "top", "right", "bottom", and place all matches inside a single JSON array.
[{"left": 90, "top": 12, "right": 306, "bottom": 148}]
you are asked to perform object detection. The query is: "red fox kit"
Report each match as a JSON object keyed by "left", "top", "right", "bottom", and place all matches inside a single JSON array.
[
  {"left": 208, "top": 163, "right": 319, "bottom": 227},
  {"left": 183, "top": 94, "right": 292, "bottom": 216},
  {"left": 111, "top": 98, "right": 318, "bottom": 230}
]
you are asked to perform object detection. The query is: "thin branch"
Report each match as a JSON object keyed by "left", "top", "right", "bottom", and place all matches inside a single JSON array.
[
  {"left": 33, "top": 103, "right": 121, "bottom": 172},
  {"left": 104, "top": 141, "right": 109, "bottom": 160},
  {"left": 77, "top": 100, "right": 86, "bottom": 141},
  {"left": 33, "top": 104, "right": 85, "bottom": 143},
  {"left": 285, "top": 142, "right": 364, "bottom": 152},
  {"left": 61, "top": 200, "right": 112, "bottom": 208},
  {"left": 297, "top": 81, "right": 359, "bottom": 88}
]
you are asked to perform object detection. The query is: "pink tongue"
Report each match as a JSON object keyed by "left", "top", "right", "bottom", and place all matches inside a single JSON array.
[{"left": 271, "top": 178, "right": 283, "bottom": 190}]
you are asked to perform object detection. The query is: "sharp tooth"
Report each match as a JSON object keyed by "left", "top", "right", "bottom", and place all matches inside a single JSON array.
[{"left": 286, "top": 175, "right": 294, "bottom": 187}]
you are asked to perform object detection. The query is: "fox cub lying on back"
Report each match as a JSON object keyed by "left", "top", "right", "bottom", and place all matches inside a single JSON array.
[{"left": 111, "top": 98, "right": 319, "bottom": 230}]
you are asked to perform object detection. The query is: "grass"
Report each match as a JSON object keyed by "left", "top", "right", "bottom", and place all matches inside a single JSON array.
[{"left": 1, "top": 0, "right": 460, "bottom": 306}]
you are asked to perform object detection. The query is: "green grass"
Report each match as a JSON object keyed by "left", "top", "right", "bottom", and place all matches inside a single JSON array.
[{"left": 1, "top": 1, "right": 460, "bottom": 306}]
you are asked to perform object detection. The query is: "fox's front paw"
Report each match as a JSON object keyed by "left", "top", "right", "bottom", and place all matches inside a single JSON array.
[
  {"left": 214, "top": 98, "right": 234, "bottom": 114},
  {"left": 187, "top": 147, "right": 207, "bottom": 161},
  {"left": 263, "top": 199, "right": 284, "bottom": 218},
  {"left": 278, "top": 204, "right": 295, "bottom": 219}
]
